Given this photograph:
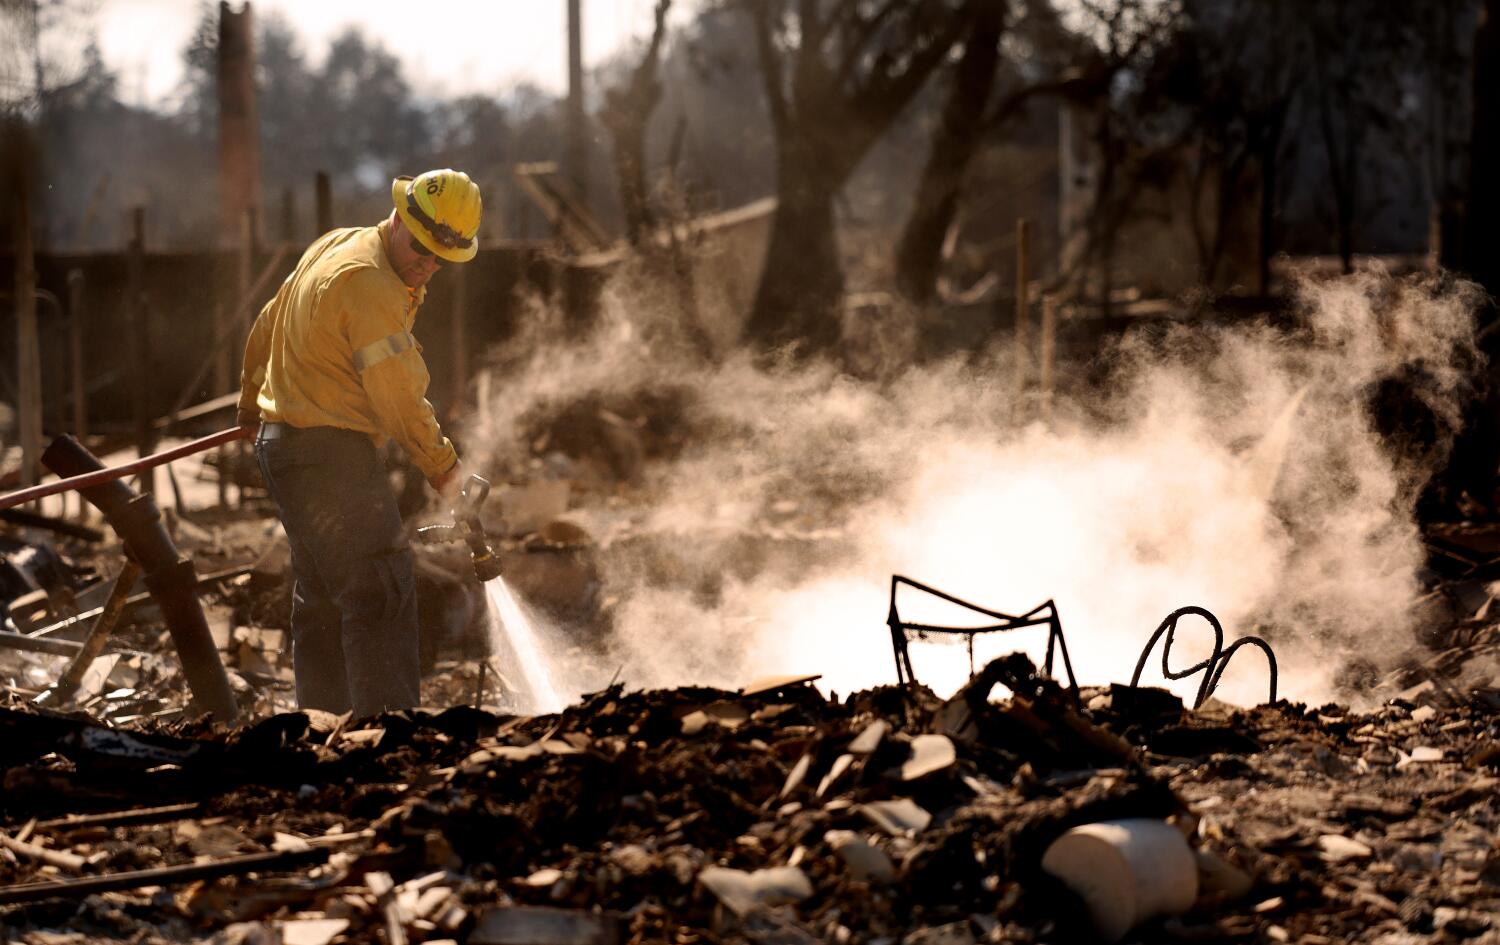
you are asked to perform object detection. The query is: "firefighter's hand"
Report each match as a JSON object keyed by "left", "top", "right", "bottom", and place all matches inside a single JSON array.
[
  {"left": 236, "top": 407, "right": 261, "bottom": 440},
  {"left": 429, "top": 460, "right": 463, "bottom": 500}
]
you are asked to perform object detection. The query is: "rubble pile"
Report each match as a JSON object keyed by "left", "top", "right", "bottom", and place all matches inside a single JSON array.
[
  {"left": 5, "top": 424, "right": 1500, "bottom": 942},
  {"left": 0, "top": 508, "right": 525, "bottom": 723},
  {"left": 2, "top": 650, "right": 1500, "bottom": 944}
]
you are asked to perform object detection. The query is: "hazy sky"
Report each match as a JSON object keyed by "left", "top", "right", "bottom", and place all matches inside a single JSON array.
[{"left": 85, "top": 0, "right": 681, "bottom": 107}]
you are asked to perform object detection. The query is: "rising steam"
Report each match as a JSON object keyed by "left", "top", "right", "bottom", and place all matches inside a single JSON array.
[{"left": 463, "top": 267, "right": 1482, "bottom": 708}]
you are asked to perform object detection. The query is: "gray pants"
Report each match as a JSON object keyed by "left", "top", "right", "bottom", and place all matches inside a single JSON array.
[{"left": 255, "top": 424, "right": 420, "bottom": 717}]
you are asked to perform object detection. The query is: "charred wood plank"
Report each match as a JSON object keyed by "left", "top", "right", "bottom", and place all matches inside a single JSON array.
[
  {"left": 0, "top": 630, "right": 82, "bottom": 657},
  {"left": 0, "top": 847, "right": 329, "bottom": 905},
  {"left": 0, "top": 706, "right": 214, "bottom": 770},
  {"left": 41, "top": 434, "right": 238, "bottom": 722},
  {"left": 26, "top": 563, "right": 254, "bottom": 641},
  {"left": 1, "top": 767, "right": 190, "bottom": 817},
  {"left": 31, "top": 803, "right": 202, "bottom": 832},
  {"left": 40, "top": 558, "right": 142, "bottom": 707},
  {"left": 0, "top": 508, "right": 104, "bottom": 542}
]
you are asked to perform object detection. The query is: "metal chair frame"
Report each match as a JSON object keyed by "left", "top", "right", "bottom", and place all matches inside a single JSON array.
[{"left": 886, "top": 574, "right": 1079, "bottom": 696}]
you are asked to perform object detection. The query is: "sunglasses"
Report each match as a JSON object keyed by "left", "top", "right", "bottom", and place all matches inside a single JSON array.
[{"left": 410, "top": 236, "right": 447, "bottom": 266}]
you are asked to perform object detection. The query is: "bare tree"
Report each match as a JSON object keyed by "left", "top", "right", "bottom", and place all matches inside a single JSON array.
[
  {"left": 1156, "top": 0, "right": 1306, "bottom": 290},
  {"left": 1465, "top": 0, "right": 1499, "bottom": 301},
  {"left": 736, "top": 0, "right": 968, "bottom": 354},
  {"left": 892, "top": 0, "right": 1003, "bottom": 305},
  {"left": 1066, "top": 0, "right": 1180, "bottom": 314},
  {"left": 893, "top": 0, "right": 1115, "bottom": 305},
  {"left": 600, "top": 0, "right": 673, "bottom": 246},
  {"left": 1303, "top": 0, "right": 1421, "bottom": 273}
]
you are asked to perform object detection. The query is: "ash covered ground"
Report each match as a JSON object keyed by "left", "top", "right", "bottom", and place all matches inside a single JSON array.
[{"left": 4, "top": 270, "right": 1500, "bottom": 943}]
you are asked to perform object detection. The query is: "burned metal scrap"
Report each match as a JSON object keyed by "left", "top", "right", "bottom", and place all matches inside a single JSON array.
[
  {"left": 1130, "top": 606, "right": 1279, "bottom": 709},
  {"left": 886, "top": 574, "right": 1079, "bottom": 694}
]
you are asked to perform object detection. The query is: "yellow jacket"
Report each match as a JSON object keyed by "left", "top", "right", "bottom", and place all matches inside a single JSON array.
[{"left": 237, "top": 219, "right": 458, "bottom": 479}]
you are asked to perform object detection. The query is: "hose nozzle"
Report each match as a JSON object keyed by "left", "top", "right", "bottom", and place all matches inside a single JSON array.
[
  {"left": 471, "top": 550, "right": 504, "bottom": 583},
  {"left": 418, "top": 474, "right": 505, "bottom": 582}
]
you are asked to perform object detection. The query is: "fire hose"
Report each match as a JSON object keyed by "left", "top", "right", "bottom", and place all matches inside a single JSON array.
[{"left": 0, "top": 426, "right": 254, "bottom": 512}]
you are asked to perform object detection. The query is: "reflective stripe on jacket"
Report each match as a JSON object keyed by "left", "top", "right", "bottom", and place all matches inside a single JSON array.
[{"left": 237, "top": 219, "right": 458, "bottom": 479}]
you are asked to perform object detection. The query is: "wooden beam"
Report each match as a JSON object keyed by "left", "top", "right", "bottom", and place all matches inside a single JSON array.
[
  {"left": 14, "top": 122, "right": 41, "bottom": 491},
  {"left": 46, "top": 559, "right": 143, "bottom": 707},
  {"left": 153, "top": 391, "right": 240, "bottom": 431},
  {"left": 0, "top": 630, "right": 82, "bottom": 657},
  {"left": 126, "top": 208, "right": 155, "bottom": 499},
  {"left": 0, "top": 847, "right": 329, "bottom": 905},
  {"left": 157, "top": 245, "right": 289, "bottom": 434},
  {"left": 67, "top": 268, "right": 88, "bottom": 454},
  {"left": 33, "top": 803, "right": 202, "bottom": 832},
  {"left": 1014, "top": 217, "right": 1030, "bottom": 404},
  {"left": 0, "top": 508, "right": 104, "bottom": 542},
  {"left": 25, "top": 562, "right": 253, "bottom": 640}
]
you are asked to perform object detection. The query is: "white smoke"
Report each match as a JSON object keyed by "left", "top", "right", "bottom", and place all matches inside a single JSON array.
[{"left": 463, "top": 267, "right": 1482, "bottom": 708}]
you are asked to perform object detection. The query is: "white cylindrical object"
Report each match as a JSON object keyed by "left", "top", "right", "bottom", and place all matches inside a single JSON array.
[{"left": 1040, "top": 818, "right": 1199, "bottom": 943}]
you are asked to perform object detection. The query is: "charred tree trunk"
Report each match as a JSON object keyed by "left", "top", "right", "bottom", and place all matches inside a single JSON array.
[
  {"left": 1314, "top": 80, "right": 1359, "bottom": 275},
  {"left": 1201, "top": 146, "right": 1253, "bottom": 289},
  {"left": 744, "top": 154, "right": 844, "bottom": 352},
  {"left": 1308, "top": 17, "right": 1360, "bottom": 275},
  {"left": 894, "top": 1, "right": 1004, "bottom": 305},
  {"left": 739, "top": 0, "right": 966, "bottom": 356},
  {"left": 1465, "top": 0, "right": 1500, "bottom": 301},
  {"left": 1093, "top": 112, "right": 1122, "bottom": 321},
  {"left": 1257, "top": 102, "right": 1289, "bottom": 296},
  {"left": 607, "top": 117, "right": 653, "bottom": 246},
  {"left": 601, "top": 0, "right": 671, "bottom": 246}
]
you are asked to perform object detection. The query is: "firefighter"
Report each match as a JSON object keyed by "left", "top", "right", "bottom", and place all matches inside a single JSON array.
[{"left": 237, "top": 169, "right": 481, "bottom": 717}]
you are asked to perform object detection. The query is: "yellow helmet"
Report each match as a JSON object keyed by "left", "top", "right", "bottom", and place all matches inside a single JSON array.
[{"left": 391, "top": 169, "right": 482, "bottom": 263}]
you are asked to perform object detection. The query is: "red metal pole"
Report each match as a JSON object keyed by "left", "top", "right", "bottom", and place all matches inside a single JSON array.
[{"left": 0, "top": 426, "right": 253, "bottom": 512}]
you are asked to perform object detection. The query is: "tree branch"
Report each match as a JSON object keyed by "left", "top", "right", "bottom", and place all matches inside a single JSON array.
[
  {"left": 834, "top": 0, "right": 908, "bottom": 85},
  {"left": 981, "top": 61, "right": 1114, "bottom": 133},
  {"left": 798, "top": 0, "right": 826, "bottom": 52},
  {"left": 847, "top": 11, "right": 966, "bottom": 146}
]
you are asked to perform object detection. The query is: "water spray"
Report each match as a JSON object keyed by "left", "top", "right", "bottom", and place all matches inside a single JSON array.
[{"left": 416, "top": 473, "right": 567, "bottom": 713}]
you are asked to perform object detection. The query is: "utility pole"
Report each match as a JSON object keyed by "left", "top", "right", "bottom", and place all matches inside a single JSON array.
[
  {"left": 567, "top": 0, "right": 587, "bottom": 200},
  {"left": 217, "top": 1, "right": 261, "bottom": 248},
  {"left": 218, "top": 0, "right": 261, "bottom": 457}
]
